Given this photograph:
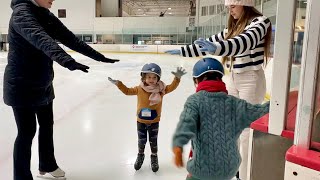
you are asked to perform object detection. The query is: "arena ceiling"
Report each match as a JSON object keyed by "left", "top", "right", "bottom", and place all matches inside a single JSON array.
[{"left": 122, "top": 0, "right": 195, "bottom": 17}]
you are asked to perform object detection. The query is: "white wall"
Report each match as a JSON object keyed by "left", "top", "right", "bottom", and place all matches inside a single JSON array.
[
  {"left": 50, "top": 0, "right": 95, "bottom": 33},
  {"left": 94, "top": 17, "right": 188, "bottom": 34},
  {"left": 0, "top": 0, "right": 96, "bottom": 34},
  {"left": 0, "top": 0, "right": 12, "bottom": 34},
  {"left": 0, "top": 0, "right": 189, "bottom": 36},
  {"left": 101, "top": 0, "right": 119, "bottom": 17},
  {"left": 295, "top": 8, "right": 306, "bottom": 27}
]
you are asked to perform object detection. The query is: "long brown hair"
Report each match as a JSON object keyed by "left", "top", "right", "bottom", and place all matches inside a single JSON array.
[{"left": 222, "top": 6, "right": 272, "bottom": 66}]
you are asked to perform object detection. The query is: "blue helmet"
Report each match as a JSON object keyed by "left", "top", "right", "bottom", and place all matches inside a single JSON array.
[
  {"left": 192, "top": 57, "right": 224, "bottom": 78},
  {"left": 141, "top": 63, "right": 161, "bottom": 78}
]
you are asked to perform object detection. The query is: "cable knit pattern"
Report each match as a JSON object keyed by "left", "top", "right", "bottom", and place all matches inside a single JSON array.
[{"left": 172, "top": 92, "right": 269, "bottom": 180}]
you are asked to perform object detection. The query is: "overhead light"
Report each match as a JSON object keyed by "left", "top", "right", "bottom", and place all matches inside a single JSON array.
[
  {"left": 143, "top": 13, "right": 146, "bottom": 15},
  {"left": 138, "top": 9, "right": 141, "bottom": 11},
  {"left": 168, "top": 12, "right": 172, "bottom": 14},
  {"left": 168, "top": 7, "right": 171, "bottom": 10}
]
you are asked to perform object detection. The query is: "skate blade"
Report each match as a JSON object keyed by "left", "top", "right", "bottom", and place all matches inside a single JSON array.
[{"left": 37, "top": 174, "right": 66, "bottom": 180}]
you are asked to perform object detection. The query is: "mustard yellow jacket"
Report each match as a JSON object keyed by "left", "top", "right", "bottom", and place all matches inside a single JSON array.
[{"left": 116, "top": 77, "right": 180, "bottom": 124}]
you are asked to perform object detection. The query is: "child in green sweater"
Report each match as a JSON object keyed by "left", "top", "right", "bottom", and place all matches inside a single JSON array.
[{"left": 172, "top": 57, "right": 270, "bottom": 180}]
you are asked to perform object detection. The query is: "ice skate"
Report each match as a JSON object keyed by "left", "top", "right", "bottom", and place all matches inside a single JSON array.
[
  {"left": 37, "top": 167, "right": 66, "bottom": 180},
  {"left": 134, "top": 153, "right": 145, "bottom": 170},
  {"left": 150, "top": 154, "right": 159, "bottom": 172},
  {"left": 236, "top": 171, "right": 241, "bottom": 180}
]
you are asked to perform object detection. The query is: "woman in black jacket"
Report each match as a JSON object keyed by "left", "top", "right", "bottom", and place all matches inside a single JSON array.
[{"left": 3, "top": 0, "right": 119, "bottom": 179}]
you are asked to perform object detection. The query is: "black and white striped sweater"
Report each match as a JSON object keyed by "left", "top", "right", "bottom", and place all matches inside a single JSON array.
[{"left": 181, "top": 16, "right": 271, "bottom": 73}]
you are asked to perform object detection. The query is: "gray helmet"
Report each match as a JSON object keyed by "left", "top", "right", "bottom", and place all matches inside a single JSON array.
[
  {"left": 192, "top": 57, "right": 224, "bottom": 78},
  {"left": 141, "top": 63, "right": 161, "bottom": 78}
]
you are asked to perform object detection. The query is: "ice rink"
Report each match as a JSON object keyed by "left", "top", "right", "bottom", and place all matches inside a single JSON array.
[
  {"left": 0, "top": 52, "right": 231, "bottom": 180},
  {"left": 0, "top": 51, "right": 296, "bottom": 180}
]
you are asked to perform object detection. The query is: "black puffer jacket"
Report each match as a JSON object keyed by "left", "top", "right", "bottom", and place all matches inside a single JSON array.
[{"left": 4, "top": 0, "right": 106, "bottom": 107}]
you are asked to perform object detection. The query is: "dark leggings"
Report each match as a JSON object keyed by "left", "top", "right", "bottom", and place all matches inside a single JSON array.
[
  {"left": 137, "top": 122, "right": 159, "bottom": 154},
  {"left": 12, "top": 102, "right": 58, "bottom": 180}
]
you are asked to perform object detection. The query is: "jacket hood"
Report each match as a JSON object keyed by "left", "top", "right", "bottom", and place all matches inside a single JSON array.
[{"left": 11, "top": 0, "right": 32, "bottom": 9}]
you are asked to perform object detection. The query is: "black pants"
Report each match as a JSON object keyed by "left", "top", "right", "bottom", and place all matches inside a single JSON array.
[
  {"left": 12, "top": 102, "right": 58, "bottom": 180},
  {"left": 137, "top": 122, "right": 159, "bottom": 154}
]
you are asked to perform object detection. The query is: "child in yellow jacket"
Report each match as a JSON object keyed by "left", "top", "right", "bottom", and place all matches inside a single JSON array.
[{"left": 108, "top": 63, "right": 186, "bottom": 172}]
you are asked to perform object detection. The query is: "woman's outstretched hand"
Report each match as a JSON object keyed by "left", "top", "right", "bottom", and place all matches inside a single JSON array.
[
  {"left": 164, "top": 49, "right": 181, "bottom": 55},
  {"left": 194, "top": 38, "right": 217, "bottom": 53}
]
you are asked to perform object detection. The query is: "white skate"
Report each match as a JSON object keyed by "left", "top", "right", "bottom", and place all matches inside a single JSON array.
[{"left": 37, "top": 167, "right": 66, "bottom": 180}]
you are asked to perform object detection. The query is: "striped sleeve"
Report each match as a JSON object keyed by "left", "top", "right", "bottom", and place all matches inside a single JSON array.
[
  {"left": 180, "top": 29, "right": 228, "bottom": 57},
  {"left": 180, "top": 44, "right": 208, "bottom": 57},
  {"left": 213, "top": 16, "right": 271, "bottom": 57},
  {"left": 208, "top": 29, "right": 228, "bottom": 43}
]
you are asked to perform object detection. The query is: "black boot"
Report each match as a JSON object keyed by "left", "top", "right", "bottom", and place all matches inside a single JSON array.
[
  {"left": 236, "top": 171, "right": 241, "bottom": 180},
  {"left": 134, "top": 153, "right": 145, "bottom": 170},
  {"left": 150, "top": 154, "right": 159, "bottom": 172}
]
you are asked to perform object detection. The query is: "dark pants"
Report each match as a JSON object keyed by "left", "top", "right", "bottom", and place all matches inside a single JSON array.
[
  {"left": 137, "top": 122, "right": 159, "bottom": 154},
  {"left": 0, "top": 41, "right": 3, "bottom": 51},
  {"left": 12, "top": 102, "right": 58, "bottom": 180}
]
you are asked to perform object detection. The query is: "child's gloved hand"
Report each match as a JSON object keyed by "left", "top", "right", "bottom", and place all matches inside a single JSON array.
[
  {"left": 173, "top": 146, "right": 183, "bottom": 168},
  {"left": 194, "top": 38, "right": 217, "bottom": 53},
  {"left": 108, "top": 77, "right": 119, "bottom": 85},
  {"left": 172, "top": 67, "right": 187, "bottom": 79},
  {"left": 164, "top": 49, "right": 181, "bottom": 55}
]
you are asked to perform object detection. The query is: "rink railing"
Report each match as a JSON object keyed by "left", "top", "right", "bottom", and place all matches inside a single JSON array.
[{"left": 60, "top": 44, "right": 183, "bottom": 54}]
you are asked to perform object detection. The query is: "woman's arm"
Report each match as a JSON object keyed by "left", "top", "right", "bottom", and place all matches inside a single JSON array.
[
  {"left": 212, "top": 17, "right": 271, "bottom": 57},
  {"left": 11, "top": 6, "right": 75, "bottom": 66},
  {"left": 48, "top": 13, "right": 116, "bottom": 62},
  {"left": 180, "top": 29, "right": 228, "bottom": 57}
]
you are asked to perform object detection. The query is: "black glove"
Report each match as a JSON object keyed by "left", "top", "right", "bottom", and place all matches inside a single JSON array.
[
  {"left": 99, "top": 57, "right": 120, "bottom": 63},
  {"left": 65, "top": 60, "right": 90, "bottom": 73}
]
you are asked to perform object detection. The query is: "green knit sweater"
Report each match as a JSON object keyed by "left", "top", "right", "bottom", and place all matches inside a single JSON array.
[{"left": 172, "top": 91, "right": 270, "bottom": 180}]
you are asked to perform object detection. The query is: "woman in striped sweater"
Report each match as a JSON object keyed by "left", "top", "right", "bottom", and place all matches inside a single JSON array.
[{"left": 166, "top": 0, "right": 272, "bottom": 179}]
